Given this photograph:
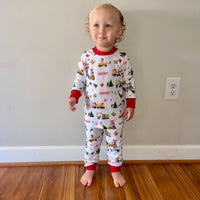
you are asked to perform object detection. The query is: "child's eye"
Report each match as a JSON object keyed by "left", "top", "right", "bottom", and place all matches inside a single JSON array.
[
  {"left": 94, "top": 24, "right": 99, "bottom": 28},
  {"left": 105, "top": 24, "right": 111, "bottom": 28}
]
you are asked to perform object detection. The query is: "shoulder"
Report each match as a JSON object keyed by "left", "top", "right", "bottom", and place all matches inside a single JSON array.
[
  {"left": 116, "top": 50, "right": 129, "bottom": 59},
  {"left": 81, "top": 49, "right": 94, "bottom": 58}
]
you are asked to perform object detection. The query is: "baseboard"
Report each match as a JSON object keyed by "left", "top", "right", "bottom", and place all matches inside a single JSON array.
[{"left": 0, "top": 145, "right": 200, "bottom": 163}]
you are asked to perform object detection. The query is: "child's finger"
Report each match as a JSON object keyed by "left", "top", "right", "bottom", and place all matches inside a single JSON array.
[
  {"left": 125, "top": 114, "right": 131, "bottom": 121},
  {"left": 123, "top": 109, "right": 130, "bottom": 121}
]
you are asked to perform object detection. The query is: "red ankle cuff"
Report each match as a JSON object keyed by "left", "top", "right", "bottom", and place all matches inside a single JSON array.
[
  {"left": 109, "top": 165, "right": 121, "bottom": 173},
  {"left": 86, "top": 163, "right": 97, "bottom": 171}
]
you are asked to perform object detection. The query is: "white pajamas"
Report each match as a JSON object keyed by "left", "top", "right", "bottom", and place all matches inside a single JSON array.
[{"left": 71, "top": 47, "right": 136, "bottom": 167}]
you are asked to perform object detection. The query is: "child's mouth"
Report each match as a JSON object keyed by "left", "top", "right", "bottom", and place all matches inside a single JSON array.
[{"left": 98, "top": 36, "right": 106, "bottom": 40}]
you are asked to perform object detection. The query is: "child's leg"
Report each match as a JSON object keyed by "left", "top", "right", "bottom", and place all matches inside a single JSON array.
[
  {"left": 81, "top": 127, "right": 103, "bottom": 186},
  {"left": 106, "top": 128, "right": 126, "bottom": 187},
  {"left": 84, "top": 127, "right": 103, "bottom": 165}
]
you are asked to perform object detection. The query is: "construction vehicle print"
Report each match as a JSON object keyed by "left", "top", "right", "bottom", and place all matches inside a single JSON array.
[
  {"left": 123, "top": 83, "right": 133, "bottom": 92},
  {"left": 116, "top": 80, "right": 126, "bottom": 88},
  {"left": 88, "top": 69, "right": 95, "bottom": 80},
  {"left": 86, "top": 94, "right": 91, "bottom": 99},
  {"left": 115, "top": 157, "right": 123, "bottom": 163},
  {"left": 77, "top": 68, "right": 84, "bottom": 75},
  {"left": 97, "top": 112, "right": 109, "bottom": 120},
  {"left": 92, "top": 102, "right": 105, "bottom": 109},
  {"left": 98, "top": 58, "right": 111, "bottom": 68},
  {"left": 106, "top": 132, "right": 112, "bottom": 137},
  {"left": 108, "top": 140, "right": 117, "bottom": 148},
  {"left": 107, "top": 120, "right": 116, "bottom": 129},
  {"left": 89, "top": 135, "right": 100, "bottom": 142},
  {"left": 112, "top": 69, "right": 121, "bottom": 77}
]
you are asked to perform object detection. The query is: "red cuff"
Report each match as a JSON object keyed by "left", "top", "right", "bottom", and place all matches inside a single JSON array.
[
  {"left": 109, "top": 165, "right": 121, "bottom": 173},
  {"left": 86, "top": 163, "right": 97, "bottom": 171},
  {"left": 69, "top": 90, "right": 81, "bottom": 103},
  {"left": 126, "top": 98, "right": 136, "bottom": 108}
]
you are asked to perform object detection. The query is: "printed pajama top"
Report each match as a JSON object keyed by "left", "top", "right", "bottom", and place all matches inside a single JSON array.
[{"left": 71, "top": 47, "right": 136, "bottom": 130}]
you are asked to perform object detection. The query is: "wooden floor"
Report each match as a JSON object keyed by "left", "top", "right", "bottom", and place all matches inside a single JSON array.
[{"left": 0, "top": 162, "right": 200, "bottom": 200}]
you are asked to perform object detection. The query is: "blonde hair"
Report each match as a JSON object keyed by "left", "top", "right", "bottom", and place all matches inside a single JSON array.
[{"left": 87, "top": 4, "right": 126, "bottom": 43}]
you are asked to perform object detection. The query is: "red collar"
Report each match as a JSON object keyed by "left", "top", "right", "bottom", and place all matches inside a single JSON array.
[{"left": 93, "top": 46, "right": 118, "bottom": 55}]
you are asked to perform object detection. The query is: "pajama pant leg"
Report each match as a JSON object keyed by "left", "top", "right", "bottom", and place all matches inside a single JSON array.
[
  {"left": 105, "top": 128, "right": 123, "bottom": 167},
  {"left": 84, "top": 126, "right": 104, "bottom": 167}
]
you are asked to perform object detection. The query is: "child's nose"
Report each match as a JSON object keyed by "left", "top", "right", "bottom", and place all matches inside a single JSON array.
[{"left": 99, "top": 26, "right": 105, "bottom": 33}]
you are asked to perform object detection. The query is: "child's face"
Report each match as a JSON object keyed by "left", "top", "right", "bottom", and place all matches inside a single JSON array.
[{"left": 88, "top": 7, "right": 124, "bottom": 52}]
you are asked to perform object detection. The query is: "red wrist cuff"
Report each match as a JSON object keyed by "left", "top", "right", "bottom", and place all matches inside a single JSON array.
[
  {"left": 126, "top": 98, "right": 136, "bottom": 108},
  {"left": 69, "top": 90, "right": 81, "bottom": 103}
]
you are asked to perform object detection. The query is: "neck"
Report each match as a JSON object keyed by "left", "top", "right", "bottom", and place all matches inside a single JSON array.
[
  {"left": 93, "top": 46, "right": 118, "bottom": 55},
  {"left": 96, "top": 47, "right": 113, "bottom": 52}
]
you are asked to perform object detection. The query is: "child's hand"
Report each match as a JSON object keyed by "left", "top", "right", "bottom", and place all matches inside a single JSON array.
[
  {"left": 67, "top": 97, "right": 77, "bottom": 111},
  {"left": 123, "top": 108, "right": 135, "bottom": 121}
]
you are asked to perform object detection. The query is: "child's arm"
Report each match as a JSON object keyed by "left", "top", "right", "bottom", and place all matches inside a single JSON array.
[
  {"left": 68, "top": 53, "right": 87, "bottom": 111},
  {"left": 122, "top": 53, "right": 136, "bottom": 121},
  {"left": 123, "top": 107, "right": 135, "bottom": 121}
]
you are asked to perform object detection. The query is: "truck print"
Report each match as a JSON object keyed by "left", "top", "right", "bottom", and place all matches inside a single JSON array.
[{"left": 92, "top": 102, "right": 105, "bottom": 109}]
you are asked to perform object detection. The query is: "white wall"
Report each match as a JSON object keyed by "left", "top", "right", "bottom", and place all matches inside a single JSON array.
[{"left": 0, "top": 0, "right": 200, "bottom": 161}]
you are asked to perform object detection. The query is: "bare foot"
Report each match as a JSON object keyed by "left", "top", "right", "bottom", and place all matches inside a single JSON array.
[
  {"left": 111, "top": 172, "right": 126, "bottom": 188},
  {"left": 80, "top": 170, "right": 95, "bottom": 187}
]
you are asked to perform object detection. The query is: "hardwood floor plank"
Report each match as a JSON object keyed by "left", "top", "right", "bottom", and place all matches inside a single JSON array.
[
  {"left": 168, "top": 164, "right": 200, "bottom": 199},
  {"left": 62, "top": 165, "right": 76, "bottom": 200},
  {"left": 181, "top": 164, "right": 200, "bottom": 193},
  {"left": 37, "top": 166, "right": 65, "bottom": 200},
  {"left": 74, "top": 165, "right": 87, "bottom": 200},
  {"left": 122, "top": 165, "right": 142, "bottom": 200},
  {"left": 138, "top": 164, "right": 164, "bottom": 200},
  {"left": 0, "top": 167, "right": 30, "bottom": 200},
  {"left": 147, "top": 164, "right": 186, "bottom": 200},
  {"left": 0, "top": 167, "right": 8, "bottom": 180},
  {"left": 164, "top": 164, "right": 198, "bottom": 200},
  {"left": 129, "top": 164, "right": 163, "bottom": 200}
]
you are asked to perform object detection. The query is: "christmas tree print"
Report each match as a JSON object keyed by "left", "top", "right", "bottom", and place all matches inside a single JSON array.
[
  {"left": 102, "top": 125, "right": 107, "bottom": 130},
  {"left": 113, "top": 102, "right": 118, "bottom": 108},
  {"left": 107, "top": 80, "right": 114, "bottom": 87},
  {"left": 88, "top": 112, "right": 94, "bottom": 117},
  {"left": 96, "top": 148, "right": 100, "bottom": 154},
  {"left": 93, "top": 83, "right": 98, "bottom": 88},
  {"left": 131, "top": 90, "right": 135, "bottom": 94},
  {"left": 118, "top": 91, "right": 123, "bottom": 98},
  {"left": 131, "top": 68, "right": 134, "bottom": 75},
  {"left": 111, "top": 102, "right": 118, "bottom": 108}
]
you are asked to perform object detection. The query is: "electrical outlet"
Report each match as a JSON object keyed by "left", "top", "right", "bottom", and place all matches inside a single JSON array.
[{"left": 165, "top": 78, "right": 181, "bottom": 100}]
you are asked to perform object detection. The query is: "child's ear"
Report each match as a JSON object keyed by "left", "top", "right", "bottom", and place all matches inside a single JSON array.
[
  {"left": 117, "top": 27, "right": 124, "bottom": 38},
  {"left": 88, "top": 27, "right": 90, "bottom": 33}
]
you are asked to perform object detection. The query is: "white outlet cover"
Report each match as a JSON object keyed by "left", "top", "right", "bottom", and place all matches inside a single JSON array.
[{"left": 165, "top": 78, "right": 181, "bottom": 100}]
